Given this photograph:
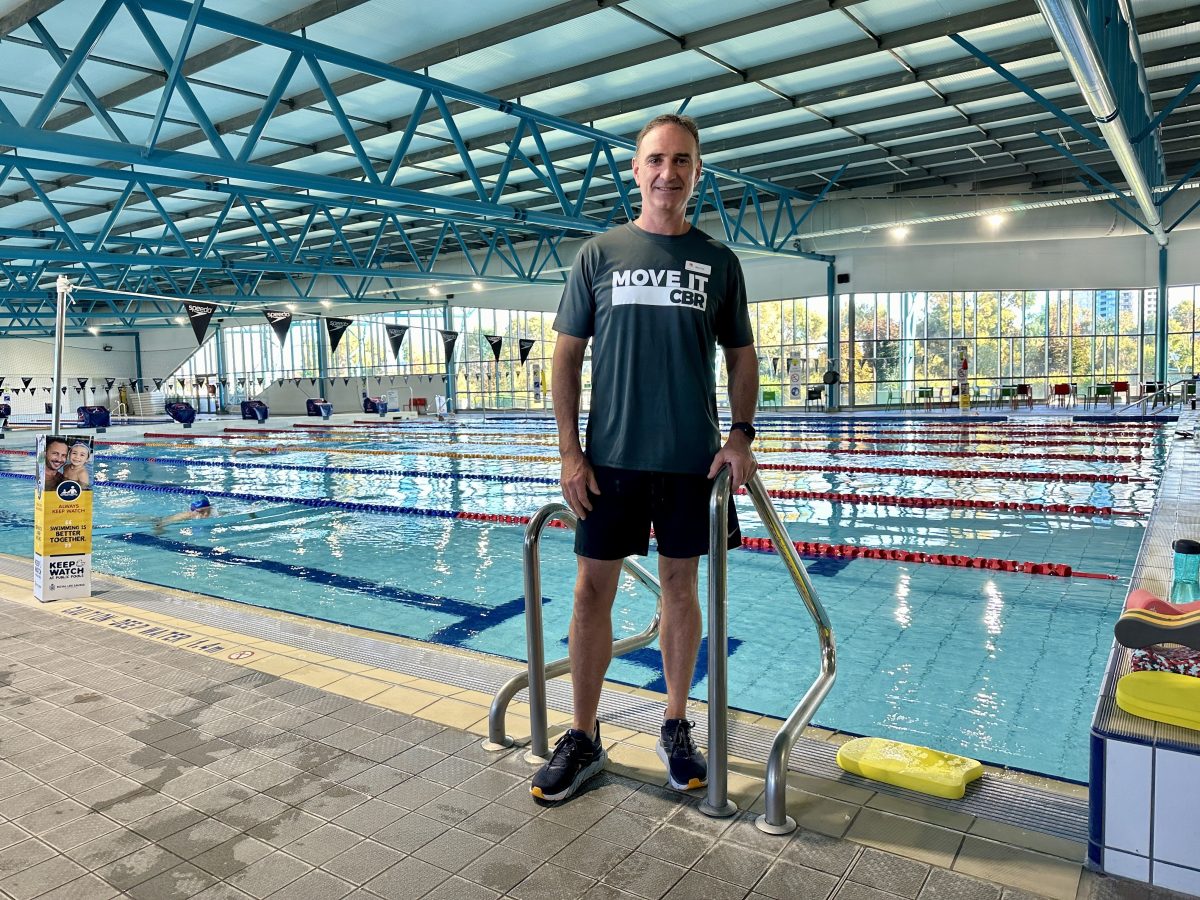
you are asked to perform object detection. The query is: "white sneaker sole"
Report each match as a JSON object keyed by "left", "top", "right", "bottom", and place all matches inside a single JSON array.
[{"left": 656, "top": 739, "right": 707, "bottom": 791}]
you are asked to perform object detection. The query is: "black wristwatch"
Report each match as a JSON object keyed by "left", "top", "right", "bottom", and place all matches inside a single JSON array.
[{"left": 729, "top": 422, "right": 756, "bottom": 443}]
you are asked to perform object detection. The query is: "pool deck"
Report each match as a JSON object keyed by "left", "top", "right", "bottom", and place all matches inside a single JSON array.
[{"left": 0, "top": 411, "right": 1192, "bottom": 900}]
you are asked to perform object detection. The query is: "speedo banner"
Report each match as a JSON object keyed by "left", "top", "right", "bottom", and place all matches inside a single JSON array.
[{"left": 33, "top": 434, "right": 94, "bottom": 602}]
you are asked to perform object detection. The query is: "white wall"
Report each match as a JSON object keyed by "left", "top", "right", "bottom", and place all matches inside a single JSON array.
[
  {"left": 0, "top": 333, "right": 138, "bottom": 419},
  {"left": 253, "top": 374, "right": 448, "bottom": 416}
]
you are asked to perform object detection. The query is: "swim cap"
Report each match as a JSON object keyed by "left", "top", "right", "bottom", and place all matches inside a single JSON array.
[{"left": 190, "top": 497, "right": 211, "bottom": 511}]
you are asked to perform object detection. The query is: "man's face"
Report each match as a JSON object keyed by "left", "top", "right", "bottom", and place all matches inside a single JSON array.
[
  {"left": 631, "top": 124, "right": 701, "bottom": 218},
  {"left": 46, "top": 441, "right": 68, "bottom": 470}
]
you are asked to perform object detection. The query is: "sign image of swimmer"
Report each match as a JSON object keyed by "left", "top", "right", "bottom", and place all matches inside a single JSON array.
[{"left": 33, "top": 434, "right": 94, "bottom": 602}]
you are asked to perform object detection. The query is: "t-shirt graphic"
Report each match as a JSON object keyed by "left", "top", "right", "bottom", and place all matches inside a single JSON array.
[{"left": 611, "top": 266, "right": 710, "bottom": 310}]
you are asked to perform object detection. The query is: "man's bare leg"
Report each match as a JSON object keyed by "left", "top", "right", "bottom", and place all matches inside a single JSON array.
[
  {"left": 656, "top": 555, "right": 702, "bottom": 720},
  {"left": 568, "top": 556, "right": 623, "bottom": 734}
]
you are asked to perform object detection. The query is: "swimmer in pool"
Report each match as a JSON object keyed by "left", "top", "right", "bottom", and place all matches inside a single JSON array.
[
  {"left": 231, "top": 445, "right": 279, "bottom": 455},
  {"left": 61, "top": 441, "right": 92, "bottom": 489},
  {"left": 153, "top": 496, "right": 214, "bottom": 534}
]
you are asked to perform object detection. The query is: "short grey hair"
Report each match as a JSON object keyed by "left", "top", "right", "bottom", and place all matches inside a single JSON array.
[{"left": 635, "top": 114, "right": 700, "bottom": 156}]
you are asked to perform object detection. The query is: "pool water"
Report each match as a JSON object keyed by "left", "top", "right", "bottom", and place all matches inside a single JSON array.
[{"left": 0, "top": 417, "right": 1161, "bottom": 781}]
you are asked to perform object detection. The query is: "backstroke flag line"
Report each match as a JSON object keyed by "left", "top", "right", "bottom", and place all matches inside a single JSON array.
[
  {"left": 385, "top": 324, "right": 408, "bottom": 361},
  {"left": 485, "top": 335, "right": 503, "bottom": 362},
  {"left": 264, "top": 309, "right": 293, "bottom": 347},
  {"left": 185, "top": 300, "right": 217, "bottom": 346},
  {"left": 326, "top": 317, "right": 353, "bottom": 355},
  {"left": 440, "top": 330, "right": 459, "bottom": 364},
  {"left": 518, "top": 338, "right": 535, "bottom": 365}
]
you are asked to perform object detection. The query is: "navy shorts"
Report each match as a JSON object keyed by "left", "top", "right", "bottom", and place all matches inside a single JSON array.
[{"left": 574, "top": 466, "right": 741, "bottom": 560}]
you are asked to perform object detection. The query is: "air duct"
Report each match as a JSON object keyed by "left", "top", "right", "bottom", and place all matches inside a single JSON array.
[{"left": 1034, "top": 0, "right": 1167, "bottom": 246}]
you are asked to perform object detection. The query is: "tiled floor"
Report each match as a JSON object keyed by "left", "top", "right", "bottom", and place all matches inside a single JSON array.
[{"left": 0, "top": 578, "right": 1192, "bottom": 900}]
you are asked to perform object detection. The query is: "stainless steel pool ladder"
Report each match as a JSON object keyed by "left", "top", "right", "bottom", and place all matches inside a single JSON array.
[
  {"left": 483, "top": 470, "right": 836, "bottom": 836},
  {"left": 483, "top": 502, "right": 663, "bottom": 760},
  {"left": 705, "top": 468, "right": 837, "bottom": 834}
]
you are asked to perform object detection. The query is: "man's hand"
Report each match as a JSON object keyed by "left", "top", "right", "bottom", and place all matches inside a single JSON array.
[
  {"left": 707, "top": 432, "right": 757, "bottom": 486},
  {"left": 561, "top": 450, "right": 600, "bottom": 519}
]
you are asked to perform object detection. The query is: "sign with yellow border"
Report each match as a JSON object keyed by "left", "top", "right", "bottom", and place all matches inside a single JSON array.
[{"left": 33, "top": 434, "right": 94, "bottom": 601}]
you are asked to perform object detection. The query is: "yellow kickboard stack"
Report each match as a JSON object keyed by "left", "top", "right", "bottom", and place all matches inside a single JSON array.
[
  {"left": 837, "top": 737, "right": 984, "bottom": 800},
  {"left": 1115, "top": 670, "right": 1200, "bottom": 731}
]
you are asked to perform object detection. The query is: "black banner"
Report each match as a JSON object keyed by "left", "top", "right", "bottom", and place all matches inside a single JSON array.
[
  {"left": 325, "top": 317, "right": 353, "bottom": 355},
  {"left": 518, "top": 338, "right": 536, "bottom": 365},
  {"left": 104, "top": 378, "right": 115, "bottom": 390},
  {"left": 440, "top": 330, "right": 459, "bottom": 364},
  {"left": 264, "top": 309, "right": 293, "bottom": 346},
  {"left": 153, "top": 377, "right": 163, "bottom": 390},
  {"left": 184, "top": 300, "right": 217, "bottom": 346},
  {"left": 77, "top": 378, "right": 87, "bottom": 389},
  {"left": 485, "top": 335, "right": 503, "bottom": 362},
  {"left": 22, "top": 377, "right": 33, "bottom": 389},
  {"left": 771, "top": 357, "right": 779, "bottom": 375},
  {"left": 385, "top": 324, "right": 408, "bottom": 361}
]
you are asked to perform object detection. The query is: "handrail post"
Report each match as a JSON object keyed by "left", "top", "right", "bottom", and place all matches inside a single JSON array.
[
  {"left": 483, "top": 502, "right": 662, "bottom": 761},
  {"left": 700, "top": 467, "right": 737, "bottom": 818}
]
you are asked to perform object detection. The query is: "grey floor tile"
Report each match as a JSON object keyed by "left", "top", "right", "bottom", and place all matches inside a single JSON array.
[
  {"left": 0, "top": 854, "right": 89, "bottom": 900},
  {"left": 322, "top": 840, "right": 404, "bottom": 885},
  {"left": 459, "top": 802, "right": 533, "bottom": 844},
  {"left": 226, "top": 851, "right": 313, "bottom": 899},
  {"left": 459, "top": 844, "right": 542, "bottom": 895},
  {"left": 298, "top": 784, "right": 369, "bottom": 821},
  {"left": 158, "top": 818, "right": 241, "bottom": 860},
  {"left": 552, "top": 833, "right": 632, "bottom": 880},
  {"left": 94, "top": 845, "right": 186, "bottom": 892},
  {"left": 189, "top": 883, "right": 257, "bottom": 900},
  {"left": 127, "top": 806, "right": 210, "bottom": 843},
  {"left": 635, "top": 824, "right": 714, "bottom": 868},
  {"left": 414, "top": 826, "right": 496, "bottom": 873},
  {"left": 421, "top": 873, "right": 501, "bottom": 900},
  {"left": 835, "top": 883, "right": 908, "bottom": 900},
  {"left": 756, "top": 859, "right": 841, "bottom": 900},
  {"left": 540, "top": 795, "right": 614, "bottom": 833},
  {"left": 501, "top": 817, "right": 580, "bottom": 862},
  {"left": 212, "top": 794, "right": 290, "bottom": 831},
  {"left": 34, "top": 872, "right": 123, "bottom": 900},
  {"left": 284, "top": 823, "right": 362, "bottom": 866},
  {"left": 245, "top": 808, "right": 325, "bottom": 848},
  {"left": 849, "top": 848, "right": 931, "bottom": 899},
  {"left": 373, "top": 811, "right": 451, "bottom": 853},
  {"left": 617, "top": 785, "right": 686, "bottom": 823},
  {"left": 61, "top": 826, "right": 151, "bottom": 869},
  {"left": 365, "top": 855, "right": 451, "bottom": 900},
  {"left": 12, "top": 799, "right": 90, "bottom": 836},
  {"left": 601, "top": 852, "right": 687, "bottom": 900},
  {"left": 662, "top": 870, "right": 749, "bottom": 900},
  {"left": 459, "top": 768, "right": 526, "bottom": 802},
  {"left": 919, "top": 868, "right": 1002, "bottom": 900},
  {"left": 264, "top": 867, "right": 354, "bottom": 899},
  {"left": 188, "top": 834, "right": 274, "bottom": 879},
  {"left": 587, "top": 808, "right": 658, "bottom": 851},
  {"left": 124, "top": 862, "right": 219, "bottom": 900},
  {"left": 416, "top": 788, "right": 489, "bottom": 826},
  {"left": 509, "top": 861, "right": 596, "bottom": 900},
  {"left": 0, "top": 822, "right": 33, "bottom": 853},
  {"left": 330, "top": 797, "right": 406, "bottom": 837},
  {"left": 695, "top": 842, "right": 774, "bottom": 889},
  {"left": 781, "top": 828, "right": 862, "bottom": 876}
]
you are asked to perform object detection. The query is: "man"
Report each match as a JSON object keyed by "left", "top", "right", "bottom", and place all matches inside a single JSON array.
[
  {"left": 153, "top": 496, "right": 214, "bottom": 534},
  {"left": 532, "top": 114, "right": 758, "bottom": 803},
  {"left": 43, "top": 437, "right": 69, "bottom": 492}
]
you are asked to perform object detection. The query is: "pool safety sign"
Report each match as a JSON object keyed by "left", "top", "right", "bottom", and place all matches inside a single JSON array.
[{"left": 33, "top": 434, "right": 94, "bottom": 602}]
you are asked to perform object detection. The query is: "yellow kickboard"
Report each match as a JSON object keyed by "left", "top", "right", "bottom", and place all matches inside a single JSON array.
[
  {"left": 836, "top": 737, "right": 983, "bottom": 800},
  {"left": 1115, "top": 671, "right": 1200, "bottom": 731}
]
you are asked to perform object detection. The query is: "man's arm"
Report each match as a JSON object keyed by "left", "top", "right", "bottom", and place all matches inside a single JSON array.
[
  {"left": 551, "top": 333, "right": 600, "bottom": 518},
  {"left": 707, "top": 344, "right": 759, "bottom": 486}
]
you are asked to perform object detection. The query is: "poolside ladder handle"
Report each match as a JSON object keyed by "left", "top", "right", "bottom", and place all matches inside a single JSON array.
[
  {"left": 702, "top": 469, "right": 838, "bottom": 835},
  {"left": 482, "top": 501, "right": 663, "bottom": 760}
]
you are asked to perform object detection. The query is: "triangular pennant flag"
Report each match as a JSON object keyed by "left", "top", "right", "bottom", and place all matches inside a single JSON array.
[
  {"left": 104, "top": 378, "right": 115, "bottom": 390},
  {"left": 343, "top": 378, "right": 350, "bottom": 385},
  {"left": 309, "top": 378, "right": 316, "bottom": 386},
  {"left": 0, "top": 377, "right": 4, "bottom": 388},
  {"left": 74, "top": 388, "right": 81, "bottom": 394},
  {"left": 440, "top": 330, "right": 458, "bottom": 364},
  {"left": 89, "top": 387, "right": 96, "bottom": 394},
  {"left": 237, "top": 378, "right": 245, "bottom": 387},
  {"left": 388, "top": 377, "right": 395, "bottom": 385},
  {"left": 43, "top": 387, "right": 50, "bottom": 393},
  {"left": 194, "top": 378, "right": 205, "bottom": 388},
  {"left": 485, "top": 335, "right": 503, "bottom": 362},
  {"left": 385, "top": 324, "right": 408, "bottom": 361},
  {"left": 518, "top": 338, "right": 535, "bottom": 365},
  {"left": 293, "top": 378, "right": 301, "bottom": 386},
  {"left": 21, "top": 377, "right": 33, "bottom": 389},
  {"left": 771, "top": 357, "right": 779, "bottom": 375},
  {"left": 264, "top": 309, "right": 293, "bottom": 346},
  {"left": 220, "top": 378, "right": 228, "bottom": 386},
  {"left": 61, "top": 386, "right": 67, "bottom": 394},
  {"left": 257, "top": 377, "right": 265, "bottom": 385},
  {"left": 77, "top": 378, "right": 87, "bottom": 389},
  {"left": 153, "top": 378, "right": 163, "bottom": 390},
  {"left": 325, "top": 317, "right": 353, "bottom": 355},
  {"left": 184, "top": 300, "right": 218, "bottom": 346},
  {"left": 374, "top": 376, "right": 381, "bottom": 385}
]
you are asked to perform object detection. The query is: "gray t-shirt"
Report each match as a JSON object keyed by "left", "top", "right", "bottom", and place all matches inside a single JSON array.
[{"left": 553, "top": 223, "right": 753, "bottom": 475}]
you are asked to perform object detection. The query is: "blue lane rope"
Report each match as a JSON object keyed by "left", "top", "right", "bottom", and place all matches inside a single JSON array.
[
  {"left": 1, "top": 451, "right": 559, "bottom": 486},
  {"left": 0, "top": 471, "right": 492, "bottom": 520}
]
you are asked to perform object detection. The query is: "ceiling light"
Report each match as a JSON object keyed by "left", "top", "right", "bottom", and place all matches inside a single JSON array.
[
  {"left": 988, "top": 214, "right": 1006, "bottom": 228},
  {"left": 174, "top": 316, "right": 186, "bottom": 324},
  {"left": 427, "top": 286, "right": 439, "bottom": 296},
  {"left": 87, "top": 326, "right": 99, "bottom": 335},
  {"left": 890, "top": 226, "right": 909, "bottom": 241},
  {"left": 320, "top": 299, "right": 333, "bottom": 308},
  {"left": 285, "top": 302, "right": 297, "bottom": 311},
  {"left": 472, "top": 282, "right": 484, "bottom": 291}
]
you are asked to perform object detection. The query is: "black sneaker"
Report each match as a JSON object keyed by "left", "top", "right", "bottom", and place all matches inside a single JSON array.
[
  {"left": 657, "top": 718, "right": 707, "bottom": 791},
  {"left": 530, "top": 723, "right": 607, "bottom": 802}
]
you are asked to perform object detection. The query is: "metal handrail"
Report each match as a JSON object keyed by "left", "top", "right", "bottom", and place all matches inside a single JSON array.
[
  {"left": 483, "top": 501, "right": 662, "bottom": 760},
  {"left": 701, "top": 468, "right": 837, "bottom": 835},
  {"left": 1116, "top": 377, "right": 1195, "bottom": 416}
]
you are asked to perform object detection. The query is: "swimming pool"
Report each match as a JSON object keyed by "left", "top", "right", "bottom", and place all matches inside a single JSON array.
[{"left": 0, "top": 416, "right": 1162, "bottom": 781}]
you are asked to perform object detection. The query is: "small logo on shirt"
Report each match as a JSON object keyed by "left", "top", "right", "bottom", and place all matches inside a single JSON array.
[{"left": 685, "top": 260, "right": 711, "bottom": 275}]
